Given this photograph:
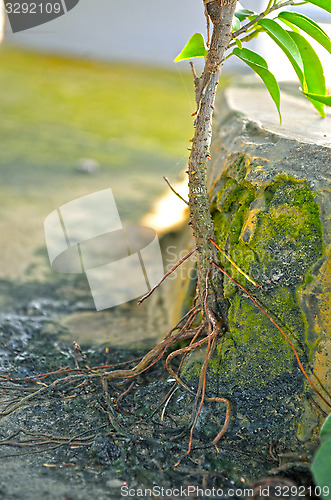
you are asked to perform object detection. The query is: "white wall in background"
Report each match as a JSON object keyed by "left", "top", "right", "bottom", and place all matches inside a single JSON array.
[
  {"left": 3, "top": 0, "right": 207, "bottom": 65},
  {"left": 2, "top": 0, "right": 330, "bottom": 83},
  {"left": 2, "top": 0, "right": 261, "bottom": 70}
]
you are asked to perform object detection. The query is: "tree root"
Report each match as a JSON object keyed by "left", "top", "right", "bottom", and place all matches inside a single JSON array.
[
  {"left": 2, "top": 243, "right": 329, "bottom": 464},
  {"left": 0, "top": 283, "right": 230, "bottom": 459}
]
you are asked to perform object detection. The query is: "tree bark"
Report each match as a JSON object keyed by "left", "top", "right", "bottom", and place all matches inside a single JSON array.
[{"left": 188, "top": 0, "right": 237, "bottom": 318}]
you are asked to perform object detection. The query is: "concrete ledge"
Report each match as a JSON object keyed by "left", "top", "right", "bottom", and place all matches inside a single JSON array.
[
  {"left": 209, "top": 80, "right": 331, "bottom": 245},
  {"left": 222, "top": 81, "right": 331, "bottom": 146}
]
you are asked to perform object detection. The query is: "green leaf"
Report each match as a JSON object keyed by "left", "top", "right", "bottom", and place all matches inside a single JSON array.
[
  {"left": 278, "top": 11, "right": 331, "bottom": 53},
  {"left": 235, "top": 9, "right": 255, "bottom": 22},
  {"left": 174, "top": 33, "right": 207, "bottom": 63},
  {"left": 235, "top": 38, "right": 243, "bottom": 50},
  {"left": 320, "top": 414, "right": 331, "bottom": 443},
  {"left": 288, "top": 31, "right": 326, "bottom": 116},
  {"left": 301, "top": 90, "right": 331, "bottom": 106},
  {"left": 234, "top": 47, "right": 269, "bottom": 68},
  {"left": 258, "top": 18, "right": 304, "bottom": 79},
  {"left": 305, "top": 0, "right": 331, "bottom": 14},
  {"left": 233, "top": 15, "right": 241, "bottom": 32},
  {"left": 278, "top": 17, "right": 299, "bottom": 33},
  {"left": 233, "top": 48, "right": 281, "bottom": 122},
  {"left": 311, "top": 440, "right": 331, "bottom": 499}
]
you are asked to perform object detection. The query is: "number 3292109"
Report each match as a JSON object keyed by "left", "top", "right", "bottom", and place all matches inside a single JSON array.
[{"left": 5, "top": 3, "right": 62, "bottom": 14}]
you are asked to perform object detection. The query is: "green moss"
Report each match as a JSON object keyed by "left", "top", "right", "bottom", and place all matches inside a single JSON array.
[
  {"left": 210, "top": 158, "right": 324, "bottom": 388},
  {"left": 218, "top": 287, "right": 307, "bottom": 386},
  {"left": 180, "top": 152, "right": 325, "bottom": 451}
]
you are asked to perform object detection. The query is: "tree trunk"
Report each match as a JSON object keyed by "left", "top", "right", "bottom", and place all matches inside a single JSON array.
[{"left": 188, "top": 0, "right": 237, "bottom": 317}]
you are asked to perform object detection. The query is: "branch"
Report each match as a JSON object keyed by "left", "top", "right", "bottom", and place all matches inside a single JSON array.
[
  {"left": 186, "top": 0, "right": 237, "bottom": 312},
  {"left": 163, "top": 176, "right": 189, "bottom": 206},
  {"left": 137, "top": 247, "right": 197, "bottom": 305},
  {"left": 232, "top": 0, "right": 296, "bottom": 39}
]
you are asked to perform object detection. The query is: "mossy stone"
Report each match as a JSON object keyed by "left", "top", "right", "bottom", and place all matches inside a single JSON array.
[{"left": 181, "top": 151, "right": 326, "bottom": 449}]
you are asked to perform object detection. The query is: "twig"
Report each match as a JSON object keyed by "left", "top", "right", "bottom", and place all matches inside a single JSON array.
[
  {"left": 0, "top": 426, "right": 106, "bottom": 459},
  {"left": 164, "top": 303, "right": 201, "bottom": 339},
  {"left": 0, "top": 443, "right": 68, "bottom": 459},
  {"left": 0, "top": 386, "right": 47, "bottom": 417},
  {"left": 103, "top": 305, "right": 201, "bottom": 380},
  {"left": 116, "top": 382, "right": 135, "bottom": 403},
  {"left": 163, "top": 176, "right": 189, "bottom": 206},
  {"left": 204, "top": 3, "right": 211, "bottom": 47},
  {"left": 160, "top": 388, "right": 179, "bottom": 422},
  {"left": 165, "top": 326, "right": 207, "bottom": 394},
  {"left": 209, "top": 238, "right": 258, "bottom": 287},
  {"left": 0, "top": 375, "right": 92, "bottom": 418},
  {"left": 0, "top": 367, "right": 83, "bottom": 383},
  {"left": 72, "top": 342, "right": 81, "bottom": 369},
  {"left": 189, "top": 62, "right": 200, "bottom": 89},
  {"left": 232, "top": 0, "right": 295, "bottom": 39},
  {"left": 137, "top": 247, "right": 197, "bottom": 305},
  {"left": 226, "top": 27, "right": 264, "bottom": 53},
  {"left": 166, "top": 271, "right": 231, "bottom": 456},
  {"left": 0, "top": 358, "right": 147, "bottom": 385},
  {"left": 308, "top": 395, "right": 328, "bottom": 417}
]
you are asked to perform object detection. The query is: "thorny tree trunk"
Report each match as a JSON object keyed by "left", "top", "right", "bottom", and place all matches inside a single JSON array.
[{"left": 188, "top": 0, "right": 237, "bottom": 318}]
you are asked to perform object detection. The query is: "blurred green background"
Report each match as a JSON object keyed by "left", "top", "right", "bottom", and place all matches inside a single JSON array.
[{"left": 0, "top": 46, "right": 194, "bottom": 280}]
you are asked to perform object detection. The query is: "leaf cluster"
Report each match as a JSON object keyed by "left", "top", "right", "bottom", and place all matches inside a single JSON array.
[{"left": 175, "top": 0, "right": 331, "bottom": 121}]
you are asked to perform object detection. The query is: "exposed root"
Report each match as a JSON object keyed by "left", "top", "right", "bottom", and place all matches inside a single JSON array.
[
  {"left": 0, "top": 274, "right": 231, "bottom": 460},
  {"left": 137, "top": 247, "right": 197, "bottom": 305},
  {"left": 209, "top": 397, "right": 232, "bottom": 445},
  {"left": 1, "top": 242, "right": 328, "bottom": 465},
  {"left": 0, "top": 426, "right": 107, "bottom": 459}
]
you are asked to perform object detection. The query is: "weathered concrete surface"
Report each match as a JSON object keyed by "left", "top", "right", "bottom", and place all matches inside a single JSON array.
[{"left": 180, "top": 80, "right": 331, "bottom": 453}]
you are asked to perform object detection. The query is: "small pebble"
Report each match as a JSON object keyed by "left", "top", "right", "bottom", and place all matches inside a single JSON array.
[{"left": 76, "top": 158, "right": 100, "bottom": 174}]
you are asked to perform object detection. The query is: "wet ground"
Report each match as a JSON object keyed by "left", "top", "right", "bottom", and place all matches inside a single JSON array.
[{"left": 0, "top": 273, "right": 320, "bottom": 500}]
